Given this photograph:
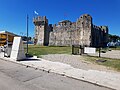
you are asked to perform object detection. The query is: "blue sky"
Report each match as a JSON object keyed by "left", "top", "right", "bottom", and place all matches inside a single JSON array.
[{"left": 0, "top": 0, "right": 120, "bottom": 37}]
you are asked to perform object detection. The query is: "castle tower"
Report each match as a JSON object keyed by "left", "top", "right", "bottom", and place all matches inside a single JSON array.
[
  {"left": 100, "top": 26, "right": 109, "bottom": 47},
  {"left": 33, "top": 16, "right": 50, "bottom": 45},
  {"left": 76, "top": 14, "right": 93, "bottom": 46}
]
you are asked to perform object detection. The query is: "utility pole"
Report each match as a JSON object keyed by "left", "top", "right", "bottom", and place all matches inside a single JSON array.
[{"left": 26, "top": 14, "right": 29, "bottom": 54}]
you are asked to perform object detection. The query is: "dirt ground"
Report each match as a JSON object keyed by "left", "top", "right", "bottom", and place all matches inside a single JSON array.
[{"left": 41, "top": 54, "right": 118, "bottom": 73}]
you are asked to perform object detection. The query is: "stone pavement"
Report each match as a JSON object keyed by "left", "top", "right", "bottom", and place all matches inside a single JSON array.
[
  {"left": 1, "top": 56, "right": 120, "bottom": 90},
  {"left": 1, "top": 59, "right": 110, "bottom": 90}
]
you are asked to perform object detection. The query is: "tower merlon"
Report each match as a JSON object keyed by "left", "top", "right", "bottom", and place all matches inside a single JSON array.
[{"left": 33, "top": 16, "right": 48, "bottom": 26}]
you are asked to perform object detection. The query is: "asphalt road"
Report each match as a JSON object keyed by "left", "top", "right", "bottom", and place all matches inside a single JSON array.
[{"left": 0, "top": 59, "right": 112, "bottom": 90}]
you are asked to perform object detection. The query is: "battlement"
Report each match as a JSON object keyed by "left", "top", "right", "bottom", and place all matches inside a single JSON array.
[
  {"left": 93, "top": 25, "right": 108, "bottom": 31},
  {"left": 99, "top": 26, "right": 108, "bottom": 30},
  {"left": 33, "top": 16, "right": 46, "bottom": 21},
  {"left": 78, "top": 14, "right": 92, "bottom": 20},
  {"left": 58, "top": 20, "right": 72, "bottom": 26},
  {"left": 93, "top": 25, "right": 101, "bottom": 29},
  {"left": 33, "top": 14, "right": 109, "bottom": 47},
  {"left": 33, "top": 16, "right": 48, "bottom": 26}
]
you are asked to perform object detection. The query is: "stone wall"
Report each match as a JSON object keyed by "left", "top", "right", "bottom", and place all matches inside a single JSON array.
[
  {"left": 91, "top": 25, "right": 108, "bottom": 47},
  {"left": 33, "top": 14, "right": 108, "bottom": 47},
  {"left": 49, "top": 14, "right": 108, "bottom": 47}
]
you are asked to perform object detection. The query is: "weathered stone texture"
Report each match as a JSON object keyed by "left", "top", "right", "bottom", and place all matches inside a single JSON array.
[
  {"left": 33, "top": 16, "right": 51, "bottom": 46},
  {"left": 33, "top": 14, "right": 108, "bottom": 47}
]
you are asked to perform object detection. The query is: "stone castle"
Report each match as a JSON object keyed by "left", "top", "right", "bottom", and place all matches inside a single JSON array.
[{"left": 33, "top": 14, "right": 108, "bottom": 47}]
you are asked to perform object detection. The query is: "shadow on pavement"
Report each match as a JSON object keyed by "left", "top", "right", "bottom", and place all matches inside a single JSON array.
[{"left": 18, "top": 58, "right": 41, "bottom": 62}]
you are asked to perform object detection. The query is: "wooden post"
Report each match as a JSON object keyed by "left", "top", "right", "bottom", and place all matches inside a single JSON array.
[{"left": 99, "top": 47, "right": 101, "bottom": 57}]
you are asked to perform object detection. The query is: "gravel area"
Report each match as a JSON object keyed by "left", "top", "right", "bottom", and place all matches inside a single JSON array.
[
  {"left": 41, "top": 54, "right": 114, "bottom": 72},
  {"left": 88, "top": 50, "right": 120, "bottom": 59}
]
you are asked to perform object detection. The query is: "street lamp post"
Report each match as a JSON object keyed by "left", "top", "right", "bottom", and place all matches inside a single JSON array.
[{"left": 26, "top": 14, "right": 29, "bottom": 55}]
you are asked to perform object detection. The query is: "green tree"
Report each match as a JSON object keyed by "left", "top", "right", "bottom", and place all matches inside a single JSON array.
[{"left": 108, "top": 34, "right": 120, "bottom": 42}]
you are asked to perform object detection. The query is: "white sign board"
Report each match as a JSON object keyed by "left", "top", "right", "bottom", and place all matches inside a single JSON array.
[
  {"left": 84, "top": 47, "right": 96, "bottom": 54},
  {"left": 10, "top": 37, "right": 26, "bottom": 60}
]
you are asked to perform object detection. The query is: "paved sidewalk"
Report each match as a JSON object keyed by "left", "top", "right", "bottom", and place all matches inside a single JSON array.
[{"left": 1, "top": 57, "right": 120, "bottom": 90}]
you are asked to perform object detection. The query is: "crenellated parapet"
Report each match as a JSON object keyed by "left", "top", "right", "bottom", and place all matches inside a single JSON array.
[
  {"left": 33, "top": 16, "right": 48, "bottom": 26},
  {"left": 33, "top": 14, "right": 109, "bottom": 47}
]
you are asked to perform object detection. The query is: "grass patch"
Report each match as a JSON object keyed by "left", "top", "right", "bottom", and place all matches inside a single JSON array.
[
  {"left": 24, "top": 45, "right": 72, "bottom": 57},
  {"left": 24, "top": 45, "right": 120, "bottom": 71},
  {"left": 96, "top": 47, "right": 120, "bottom": 53},
  {"left": 84, "top": 56, "right": 120, "bottom": 71},
  {"left": 109, "top": 46, "right": 120, "bottom": 50},
  {"left": 103, "top": 46, "right": 120, "bottom": 51}
]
